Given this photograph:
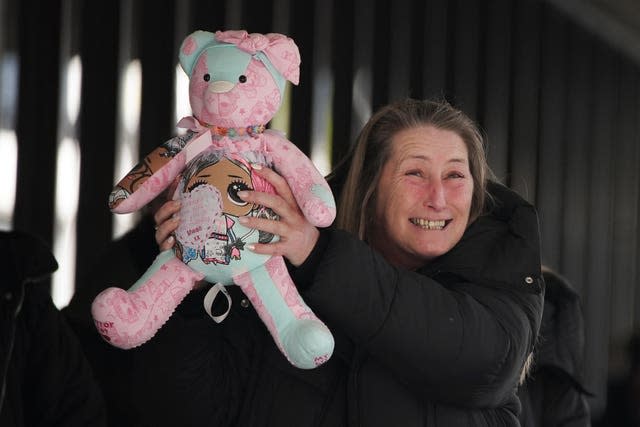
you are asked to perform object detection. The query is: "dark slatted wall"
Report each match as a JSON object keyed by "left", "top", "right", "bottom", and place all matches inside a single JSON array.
[{"left": 3, "top": 0, "right": 640, "bottom": 419}]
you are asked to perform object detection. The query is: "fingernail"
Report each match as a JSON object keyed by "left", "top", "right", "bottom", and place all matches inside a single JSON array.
[
  {"left": 167, "top": 236, "right": 175, "bottom": 243},
  {"left": 246, "top": 244, "right": 255, "bottom": 251},
  {"left": 251, "top": 163, "right": 263, "bottom": 170},
  {"left": 172, "top": 214, "right": 180, "bottom": 221},
  {"left": 237, "top": 191, "right": 248, "bottom": 199},
  {"left": 238, "top": 216, "right": 249, "bottom": 224}
]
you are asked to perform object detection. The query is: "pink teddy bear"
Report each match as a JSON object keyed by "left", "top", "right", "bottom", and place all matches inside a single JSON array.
[{"left": 91, "top": 30, "right": 336, "bottom": 369}]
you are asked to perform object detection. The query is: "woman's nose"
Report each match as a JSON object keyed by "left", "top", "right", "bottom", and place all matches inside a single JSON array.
[{"left": 425, "top": 181, "right": 446, "bottom": 210}]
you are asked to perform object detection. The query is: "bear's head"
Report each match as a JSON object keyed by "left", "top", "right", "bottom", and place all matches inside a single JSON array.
[{"left": 178, "top": 30, "right": 300, "bottom": 129}]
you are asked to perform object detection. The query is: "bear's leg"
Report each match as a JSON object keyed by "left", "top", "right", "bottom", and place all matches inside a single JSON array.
[
  {"left": 91, "top": 250, "right": 204, "bottom": 349},
  {"left": 234, "top": 256, "right": 334, "bottom": 369}
]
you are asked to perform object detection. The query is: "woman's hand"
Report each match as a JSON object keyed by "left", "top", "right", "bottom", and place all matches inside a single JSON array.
[
  {"left": 153, "top": 200, "right": 181, "bottom": 251},
  {"left": 238, "top": 165, "right": 320, "bottom": 267}
]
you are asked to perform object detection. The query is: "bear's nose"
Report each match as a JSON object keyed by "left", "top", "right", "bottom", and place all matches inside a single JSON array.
[{"left": 208, "top": 80, "right": 234, "bottom": 93}]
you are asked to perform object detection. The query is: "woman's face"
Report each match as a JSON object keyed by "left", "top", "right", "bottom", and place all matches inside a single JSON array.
[{"left": 369, "top": 125, "right": 474, "bottom": 270}]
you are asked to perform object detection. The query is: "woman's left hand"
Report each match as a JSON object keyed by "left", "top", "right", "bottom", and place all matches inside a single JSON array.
[{"left": 237, "top": 165, "right": 319, "bottom": 267}]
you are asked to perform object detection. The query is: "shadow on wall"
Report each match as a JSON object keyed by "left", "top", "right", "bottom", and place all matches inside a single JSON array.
[{"left": 593, "top": 330, "right": 640, "bottom": 426}]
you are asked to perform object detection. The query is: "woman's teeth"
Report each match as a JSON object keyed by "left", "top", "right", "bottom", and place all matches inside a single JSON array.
[{"left": 411, "top": 218, "right": 446, "bottom": 230}]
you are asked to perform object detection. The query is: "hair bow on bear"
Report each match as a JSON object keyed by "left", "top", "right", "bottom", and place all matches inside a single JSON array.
[
  {"left": 214, "top": 30, "right": 300, "bottom": 85},
  {"left": 91, "top": 29, "right": 336, "bottom": 370}
]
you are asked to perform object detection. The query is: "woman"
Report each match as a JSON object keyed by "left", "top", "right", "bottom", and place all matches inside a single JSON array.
[{"left": 132, "top": 97, "right": 543, "bottom": 425}]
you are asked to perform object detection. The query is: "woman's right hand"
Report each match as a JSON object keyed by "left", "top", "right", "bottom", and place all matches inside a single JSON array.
[{"left": 153, "top": 200, "right": 181, "bottom": 251}]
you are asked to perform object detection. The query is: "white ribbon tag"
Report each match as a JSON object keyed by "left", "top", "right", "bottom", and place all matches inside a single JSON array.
[{"left": 203, "top": 283, "right": 232, "bottom": 323}]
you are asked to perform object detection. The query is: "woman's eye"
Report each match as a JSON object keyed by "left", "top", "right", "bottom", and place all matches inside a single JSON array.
[
  {"left": 406, "top": 170, "right": 422, "bottom": 177},
  {"left": 446, "top": 172, "right": 464, "bottom": 179},
  {"left": 228, "top": 181, "right": 251, "bottom": 206},
  {"left": 238, "top": 75, "right": 247, "bottom": 83}
]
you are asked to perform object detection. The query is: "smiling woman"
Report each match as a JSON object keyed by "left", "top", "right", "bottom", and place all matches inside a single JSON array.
[
  {"left": 330, "top": 98, "right": 491, "bottom": 243},
  {"left": 367, "top": 125, "right": 474, "bottom": 269},
  {"left": 150, "top": 97, "right": 545, "bottom": 426}
]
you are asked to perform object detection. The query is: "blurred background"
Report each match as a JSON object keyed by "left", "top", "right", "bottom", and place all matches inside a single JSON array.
[{"left": 1, "top": 0, "right": 640, "bottom": 422}]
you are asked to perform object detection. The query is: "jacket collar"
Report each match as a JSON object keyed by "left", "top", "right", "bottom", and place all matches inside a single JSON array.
[{"left": 420, "top": 181, "right": 543, "bottom": 293}]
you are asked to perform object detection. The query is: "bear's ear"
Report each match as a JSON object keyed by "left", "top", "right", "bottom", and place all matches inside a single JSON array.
[
  {"left": 179, "top": 30, "right": 219, "bottom": 76},
  {"left": 264, "top": 33, "right": 301, "bottom": 86}
]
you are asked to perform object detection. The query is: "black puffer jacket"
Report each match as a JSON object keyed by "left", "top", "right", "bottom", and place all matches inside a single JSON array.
[
  {"left": 0, "top": 230, "right": 107, "bottom": 427},
  {"left": 235, "top": 181, "right": 545, "bottom": 426}
]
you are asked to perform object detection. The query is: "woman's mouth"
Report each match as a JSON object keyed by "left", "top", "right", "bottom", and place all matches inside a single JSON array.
[{"left": 410, "top": 218, "right": 450, "bottom": 230}]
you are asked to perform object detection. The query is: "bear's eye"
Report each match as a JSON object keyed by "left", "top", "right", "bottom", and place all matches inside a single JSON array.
[
  {"left": 203, "top": 74, "right": 210, "bottom": 82},
  {"left": 238, "top": 75, "right": 247, "bottom": 83}
]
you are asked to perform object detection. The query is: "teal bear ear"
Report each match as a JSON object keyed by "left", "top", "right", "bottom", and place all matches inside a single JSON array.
[{"left": 179, "top": 30, "right": 220, "bottom": 76}]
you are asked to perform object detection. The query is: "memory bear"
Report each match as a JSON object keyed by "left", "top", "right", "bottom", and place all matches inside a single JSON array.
[{"left": 91, "top": 30, "right": 336, "bottom": 369}]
